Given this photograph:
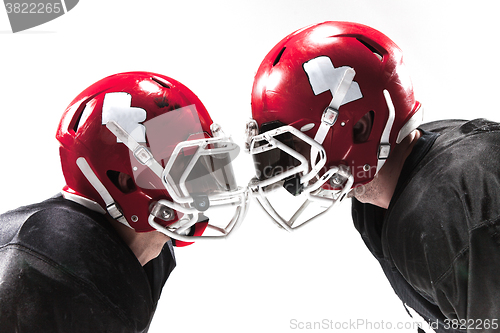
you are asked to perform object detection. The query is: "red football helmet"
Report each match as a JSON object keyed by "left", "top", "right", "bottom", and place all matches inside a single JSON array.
[
  {"left": 57, "top": 72, "right": 248, "bottom": 246},
  {"left": 246, "top": 21, "right": 423, "bottom": 230}
]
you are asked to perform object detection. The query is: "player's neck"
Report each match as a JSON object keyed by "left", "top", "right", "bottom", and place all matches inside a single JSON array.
[
  {"left": 109, "top": 218, "right": 170, "bottom": 266},
  {"left": 353, "top": 129, "right": 421, "bottom": 209}
]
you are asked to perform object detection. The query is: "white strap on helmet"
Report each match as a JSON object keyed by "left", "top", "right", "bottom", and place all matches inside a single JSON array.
[
  {"left": 106, "top": 120, "right": 164, "bottom": 179},
  {"left": 310, "top": 68, "right": 356, "bottom": 171},
  {"left": 376, "top": 90, "right": 396, "bottom": 173},
  {"left": 396, "top": 103, "right": 424, "bottom": 144},
  {"left": 313, "top": 68, "right": 356, "bottom": 145},
  {"left": 76, "top": 157, "right": 132, "bottom": 228}
]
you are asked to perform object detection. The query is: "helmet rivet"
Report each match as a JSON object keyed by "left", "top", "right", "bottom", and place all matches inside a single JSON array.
[
  {"left": 161, "top": 209, "right": 174, "bottom": 220},
  {"left": 363, "top": 164, "right": 370, "bottom": 172},
  {"left": 131, "top": 215, "right": 139, "bottom": 222},
  {"left": 330, "top": 174, "right": 343, "bottom": 186}
]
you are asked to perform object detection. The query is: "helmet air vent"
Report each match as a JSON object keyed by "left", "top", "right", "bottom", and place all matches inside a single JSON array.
[
  {"left": 72, "top": 106, "right": 86, "bottom": 133},
  {"left": 72, "top": 98, "right": 96, "bottom": 134},
  {"left": 273, "top": 47, "right": 286, "bottom": 66},
  {"left": 151, "top": 76, "right": 172, "bottom": 89},
  {"left": 356, "top": 38, "right": 383, "bottom": 61}
]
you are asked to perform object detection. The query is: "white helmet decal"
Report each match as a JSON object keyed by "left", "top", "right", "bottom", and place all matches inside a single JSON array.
[
  {"left": 303, "top": 56, "right": 362, "bottom": 105},
  {"left": 102, "top": 92, "right": 147, "bottom": 143}
]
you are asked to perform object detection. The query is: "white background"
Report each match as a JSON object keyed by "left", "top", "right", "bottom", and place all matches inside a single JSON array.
[{"left": 1, "top": 1, "right": 499, "bottom": 332}]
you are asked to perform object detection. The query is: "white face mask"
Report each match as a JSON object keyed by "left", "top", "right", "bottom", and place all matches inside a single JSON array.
[
  {"left": 78, "top": 102, "right": 250, "bottom": 243},
  {"left": 245, "top": 121, "right": 353, "bottom": 231}
]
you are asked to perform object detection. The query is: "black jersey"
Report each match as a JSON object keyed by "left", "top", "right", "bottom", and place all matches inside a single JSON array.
[
  {"left": 352, "top": 119, "right": 500, "bottom": 333},
  {"left": 0, "top": 194, "right": 176, "bottom": 333}
]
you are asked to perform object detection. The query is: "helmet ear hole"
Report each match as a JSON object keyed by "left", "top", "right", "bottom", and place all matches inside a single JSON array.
[
  {"left": 107, "top": 170, "right": 136, "bottom": 194},
  {"left": 353, "top": 111, "right": 374, "bottom": 143}
]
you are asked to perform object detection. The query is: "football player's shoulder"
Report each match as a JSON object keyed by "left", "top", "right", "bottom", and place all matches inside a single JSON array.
[
  {"left": 0, "top": 195, "right": 129, "bottom": 271},
  {"left": 0, "top": 195, "right": 89, "bottom": 247},
  {"left": 14, "top": 196, "right": 112, "bottom": 245}
]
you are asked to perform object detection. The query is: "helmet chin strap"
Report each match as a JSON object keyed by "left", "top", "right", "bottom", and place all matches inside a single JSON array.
[{"left": 75, "top": 157, "right": 132, "bottom": 228}]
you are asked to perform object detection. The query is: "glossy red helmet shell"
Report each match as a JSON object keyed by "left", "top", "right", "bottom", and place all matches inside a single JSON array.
[
  {"left": 251, "top": 21, "right": 421, "bottom": 187},
  {"left": 56, "top": 72, "right": 212, "bottom": 244}
]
